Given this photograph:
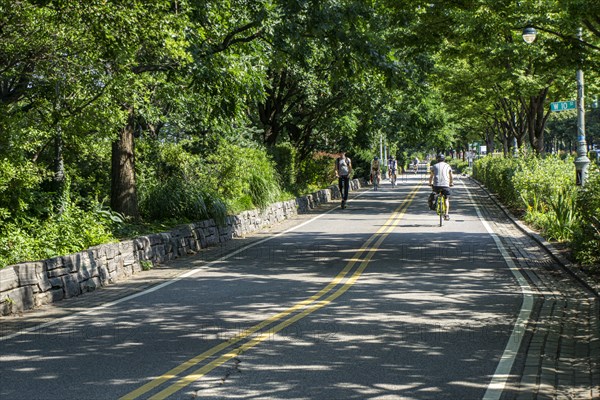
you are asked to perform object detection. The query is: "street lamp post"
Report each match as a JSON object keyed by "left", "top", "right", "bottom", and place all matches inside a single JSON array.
[
  {"left": 574, "top": 28, "right": 591, "bottom": 186},
  {"left": 522, "top": 26, "right": 590, "bottom": 186}
]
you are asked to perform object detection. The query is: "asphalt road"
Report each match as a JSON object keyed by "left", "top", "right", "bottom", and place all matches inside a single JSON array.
[{"left": 0, "top": 174, "right": 527, "bottom": 400}]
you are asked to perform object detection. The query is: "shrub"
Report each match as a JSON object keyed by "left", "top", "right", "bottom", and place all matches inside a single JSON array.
[
  {"left": 473, "top": 156, "right": 521, "bottom": 207},
  {"left": 296, "top": 152, "right": 336, "bottom": 194},
  {"left": 205, "top": 140, "right": 282, "bottom": 212},
  {"left": 512, "top": 155, "right": 575, "bottom": 213},
  {"left": 0, "top": 199, "right": 119, "bottom": 269},
  {"left": 0, "top": 158, "right": 46, "bottom": 218},
  {"left": 139, "top": 176, "right": 210, "bottom": 222},
  {"left": 543, "top": 187, "right": 579, "bottom": 241},
  {"left": 269, "top": 143, "right": 297, "bottom": 191},
  {"left": 448, "top": 158, "right": 469, "bottom": 174},
  {"left": 473, "top": 155, "right": 578, "bottom": 241},
  {"left": 139, "top": 139, "right": 283, "bottom": 220},
  {"left": 572, "top": 166, "right": 600, "bottom": 268}
]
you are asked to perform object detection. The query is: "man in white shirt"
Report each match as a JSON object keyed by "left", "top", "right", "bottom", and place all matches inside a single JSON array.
[{"left": 429, "top": 153, "right": 454, "bottom": 220}]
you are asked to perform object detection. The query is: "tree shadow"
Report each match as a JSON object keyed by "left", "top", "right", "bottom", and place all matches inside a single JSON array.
[{"left": 0, "top": 181, "right": 531, "bottom": 400}]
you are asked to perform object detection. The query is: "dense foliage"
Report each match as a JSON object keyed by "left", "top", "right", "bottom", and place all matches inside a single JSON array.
[
  {"left": 474, "top": 156, "right": 600, "bottom": 269},
  {"left": 1, "top": 1, "right": 599, "bottom": 268}
]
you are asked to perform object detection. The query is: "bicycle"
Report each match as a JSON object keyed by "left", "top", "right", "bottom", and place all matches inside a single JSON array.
[
  {"left": 390, "top": 170, "right": 397, "bottom": 187},
  {"left": 372, "top": 171, "right": 380, "bottom": 191},
  {"left": 431, "top": 187, "right": 451, "bottom": 227},
  {"left": 413, "top": 163, "right": 418, "bottom": 174}
]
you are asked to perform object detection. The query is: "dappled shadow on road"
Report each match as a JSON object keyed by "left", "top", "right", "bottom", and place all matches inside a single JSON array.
[{"left": 0, "top": 179, "right": 526, "bottom": 400}]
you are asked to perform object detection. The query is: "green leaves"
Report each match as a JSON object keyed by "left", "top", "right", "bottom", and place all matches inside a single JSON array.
[{"left": 473, "top": 155, "right": 584, "bottom": 243}]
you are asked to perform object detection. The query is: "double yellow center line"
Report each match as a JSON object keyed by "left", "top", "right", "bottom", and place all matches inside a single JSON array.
[{"left": 121, "top": 183, "right": 421, "bottom": 399}]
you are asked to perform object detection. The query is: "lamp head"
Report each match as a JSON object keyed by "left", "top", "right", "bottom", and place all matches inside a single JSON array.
[{"left": 522, "top": 26, "right": 537, "bottom": 44}]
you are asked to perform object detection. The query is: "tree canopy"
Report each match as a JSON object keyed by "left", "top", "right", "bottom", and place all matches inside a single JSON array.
[{"left": 1, "top": 0, "right": 599, "bottom": 267}]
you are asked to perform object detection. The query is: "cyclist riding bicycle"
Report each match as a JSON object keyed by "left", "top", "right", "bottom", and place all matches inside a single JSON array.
[
  {"left": 412, "top": 156, "right": 419, "bottom": 173},
  {"left": 388, "top": 156, "right": 397, "bottom": 185},
  {"left": 429, "top": 153, "right": 454, "bottom": 220}
]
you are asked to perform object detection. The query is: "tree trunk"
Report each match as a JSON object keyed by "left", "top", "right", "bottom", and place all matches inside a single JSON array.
[
  {"left": 53, "top": 126, "right": 67, "bottom": 214},
  {"left": 258, "top": 69, "right": 288, "bottom": 146},
  {"left": 522, "top": 88, "right": 551, "bottom": 155},
  {"left": 500, "top": 127, "right": 509, "bottom": 157},
  {"left": 485, "top": 127, "right": 495, "bottom": 154},
  {"left": 111, "top": 107, "right": 140, "bottom": 219}
]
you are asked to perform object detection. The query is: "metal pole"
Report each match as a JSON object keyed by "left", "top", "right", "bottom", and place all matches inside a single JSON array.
[
  {"left": 379, "top": 134, "right": 383, "bottom": 162},
  {"left": 574, "top": 27, "right": 590, "bottom": 186}
]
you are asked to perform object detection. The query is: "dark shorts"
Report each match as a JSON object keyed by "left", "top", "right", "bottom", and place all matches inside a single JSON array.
[{"left": 432, "top": 186, "right": 451, "bottom": 197}]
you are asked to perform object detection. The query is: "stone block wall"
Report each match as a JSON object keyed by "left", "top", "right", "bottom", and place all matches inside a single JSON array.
[{"left": 0, "top": 179, "right": 362, "bottom": 315}]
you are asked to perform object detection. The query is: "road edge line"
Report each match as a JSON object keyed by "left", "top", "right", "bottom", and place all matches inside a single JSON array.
[{"left": 461, "top": 180, "right": 535, "bottom": 400}]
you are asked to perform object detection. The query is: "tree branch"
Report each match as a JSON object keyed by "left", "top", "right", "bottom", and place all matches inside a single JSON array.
[
  {"left": 583, "top": 19, "right": 600, "bottom": 40},
  {"left": 531, "top": 25, "right": 600, "bottom": 52},
  {"left": 131, "top": 63, "right": 177, "bottom": 74},
  {"left": 209, "top": 21, "right": 263, "bottom": 55}
]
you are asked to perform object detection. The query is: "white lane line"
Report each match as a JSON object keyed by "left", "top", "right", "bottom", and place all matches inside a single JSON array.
[
  {"left": 461, "top": 180, "right": 535, "bottom": 400},
  {"left": 1, "top": 188, "right": 371, "bottom": 342}
]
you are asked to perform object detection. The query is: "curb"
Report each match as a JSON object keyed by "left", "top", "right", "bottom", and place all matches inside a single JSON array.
[{"left": 468, "top": 176, "right": 600, "bottom": 299}]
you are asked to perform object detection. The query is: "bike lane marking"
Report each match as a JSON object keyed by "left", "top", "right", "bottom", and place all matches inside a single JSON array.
[
  {"left": 460, "top": 180, "right": 535, "bottom": 400},
  {"left": 122, "top": 184, "right": 422, "bottom": 400}
]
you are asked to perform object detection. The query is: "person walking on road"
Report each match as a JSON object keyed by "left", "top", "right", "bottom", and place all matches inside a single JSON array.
[
  {"left": 335, "top": 151, "right": 352, "bottom": 209},
  {"left": 371, "top": 156, "right": 381, "bottom": 191},
  {"left": 429, "top": 153, "right": 454, "bottom": 220}
]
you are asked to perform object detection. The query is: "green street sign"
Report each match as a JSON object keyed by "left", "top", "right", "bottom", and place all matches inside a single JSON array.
[{"left": 550, "top": 100, "right": 576, "bottom": 112}]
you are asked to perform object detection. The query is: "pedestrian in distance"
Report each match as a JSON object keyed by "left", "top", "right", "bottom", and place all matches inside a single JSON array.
[
  {"left": 429, "top": 153, "right": 454, "bottom": 220},
  {"left": 371, "top": 156, "right": 381, "bottom": 191},
  {"left": 335, "top": 151, "right": 352, "bottom": 209}
]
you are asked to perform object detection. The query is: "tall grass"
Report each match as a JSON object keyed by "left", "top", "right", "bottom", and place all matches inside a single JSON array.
[{"left": 138, "top": 139, "right": 283, "bottom": 222}]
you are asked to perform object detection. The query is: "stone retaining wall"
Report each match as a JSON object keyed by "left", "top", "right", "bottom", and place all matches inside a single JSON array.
[{"left": 0, "top": 179, "right": 362, "bottom": 316}]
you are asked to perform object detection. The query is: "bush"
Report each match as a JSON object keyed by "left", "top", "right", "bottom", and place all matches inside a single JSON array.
[
  {"left": 269, "top": 143, "right": 297, "bottom": 192},
  {"left": 138, "top": 139, "right": 283, "bottom": 220},
  {"left": 205, "top": 140, "right": 282, "bottom": 212},
  {"left": 139, "top": 176, "right": 210, "bottom": 222},
  {"left": 473, "top": 156, "right": 521, "bottom": 207},
  {"left": 572, "top": 166, "right": 600, "bottom": 268},
  {"left": 473, "top": 155, "right": 600, "bottom": 274},
  {"left": 473, "top": 155, "right": 577, "bottom": 241},
  {"left": 295, "top": 152, "right": 336, "bottom": 194},
  {"left": 512, "top": 155, "right": 575, "bottom": 212},
  {"left": 0, "top": 200, "right": 119, "bottom": 269},
  {"left": 448, "top": 158, "right": 469, "bottom": 174},
  {"left": 0, "top": 158, "right": 46, "bottom": 218}
]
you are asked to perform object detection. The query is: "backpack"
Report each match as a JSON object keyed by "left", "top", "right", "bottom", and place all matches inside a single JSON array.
[
  {"left": 428, "top": 192, "right": 437, "bottom": 210},
  {"left": 338, "top": 157, "right": 350, "bottom": 176}
]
